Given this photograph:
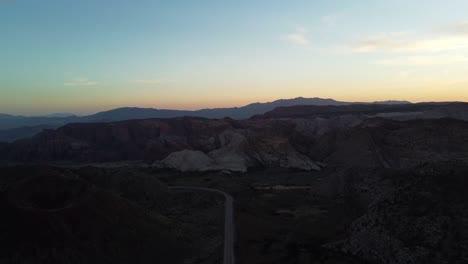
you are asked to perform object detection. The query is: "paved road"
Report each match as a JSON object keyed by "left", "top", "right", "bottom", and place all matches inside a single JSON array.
[{"left": 170, "top": 187, "right": 235, "bottom": 264}]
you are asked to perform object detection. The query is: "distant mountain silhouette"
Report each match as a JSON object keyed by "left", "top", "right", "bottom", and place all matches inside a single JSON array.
[
  {"left": 373, "top": 100, "right": 412, "bottom": 105},
  {"left": 39, "top": 113, "right": 77, "bottom": 118},
  {"left": 0, "top": 113, "right": 77, "bottom": 119},
  {"left": 0, "top": 116, "right": 80, "bottom": 130},
  {"left": 0, "top": 97, "right": 410, "bottom": 142},
  {"left": 193, "top": 97, "right": 351, "bottom": 119},
  {"left": 83, "top": 107, "right": 193, "bottom": 122},
  {"left": 0, "top": 125, "right": 56, "bottom": 142},
  {"left": 0, "top": 114, "right": 21, "bottom": 120},
  {"left": 83, "top": 97, "right": 351, "bottom": 122}
]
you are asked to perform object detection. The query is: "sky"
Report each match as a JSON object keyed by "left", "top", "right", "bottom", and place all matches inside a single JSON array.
[{"left": 1, "top": 0, "right": 468, "bottom": 115}]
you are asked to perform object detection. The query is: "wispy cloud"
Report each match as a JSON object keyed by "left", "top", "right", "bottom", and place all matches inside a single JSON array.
[
  {"left": 353, "top": 35, "right": 468, "bottom": 53},
  {"left": 398, "top": 70, "right": 411, "bottom": 79},
  {"left": 343, "top": 22, "right": 468, "bottom": 53},
  {"left": 64, "top": 78, "right": 98, "bottom": 86},
  {"left": 436, "top": 22, "right": 468, "bottom": 35},
  {"left": 321, "top": 14, "right": 338, "bottom": 27},
  {"left": 346, "top": 32, "right": 412, "bottom": 52},
  {"left": 284, "top": 28, "right": 310, "bottom": 46},
  {"left": 375, "top": 55, "right": 468, "bottom": 66},
  {"left": 134, "top": 79, "right": 174, "bottom": 85},
  {"left": 442, "top": 79, "right": 468, "bottom": 86}
]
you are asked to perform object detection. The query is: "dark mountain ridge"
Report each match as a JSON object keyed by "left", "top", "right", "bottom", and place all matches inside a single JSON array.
[
  {"left": 254, "top": 102, "right": 468, "bottom": 120},
  {"left": 0, "top": 97, "right": 402, "bottom": 142},
  {"left": 0, "top": 114, "right": 20, "bottom": 120},
  {"left": 79, "top": 97, "right": 353, "bottom": 122}
]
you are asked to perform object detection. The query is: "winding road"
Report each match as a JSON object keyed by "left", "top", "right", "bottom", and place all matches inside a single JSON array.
[{"left": 170, "top": 187, "right": 235, "bottom": 264}]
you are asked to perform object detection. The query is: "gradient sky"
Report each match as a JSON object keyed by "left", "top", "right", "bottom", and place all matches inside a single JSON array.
[{"left": 1, "top": 0, "right": 468, "bottom": 115}]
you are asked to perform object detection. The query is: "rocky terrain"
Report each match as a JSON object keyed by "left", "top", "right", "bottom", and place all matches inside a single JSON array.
[
  {"left": 2, "top": 103, "right": 468, "bottom": 173},
  {"left": 162, "top": 161, "right": 468, "bottom": 264},
  {"left": 327, "top": 162, "right": 468, "bottom": 264},
  {"left": 0, "top": 117, "right": 323, "bottom": 172},
  {"left": 1, "top": 102, "right": 468, "bottom": 263}
]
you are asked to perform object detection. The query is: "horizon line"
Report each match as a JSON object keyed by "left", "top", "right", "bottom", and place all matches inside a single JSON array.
[{"left": 3, "top": 96, "right": 466, "bottom": 117}]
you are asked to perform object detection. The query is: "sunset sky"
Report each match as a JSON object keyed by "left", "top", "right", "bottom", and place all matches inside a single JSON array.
[{"left": 1, "top": 0, "right": 468, "bottom": 115}]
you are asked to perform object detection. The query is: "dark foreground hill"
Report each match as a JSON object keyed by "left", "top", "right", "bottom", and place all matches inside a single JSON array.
[
  {"left": 0, "top": 166, "right": 228, "bottom": 264},
  {"left": 0, "top": 166, "right": 188, "bottom": 264}
]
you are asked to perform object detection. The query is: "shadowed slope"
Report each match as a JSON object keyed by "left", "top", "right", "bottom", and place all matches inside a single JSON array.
[{"left": 0, "top": 166, "right": 188, "bottom": 264}]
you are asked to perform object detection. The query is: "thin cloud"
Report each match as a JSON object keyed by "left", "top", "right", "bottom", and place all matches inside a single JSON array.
[
  {"left": 134, "top": 80, "right": 174, "bottom": 85},
  {"left": 347, "top": 32, "right": 411, "bottom": 52},
  {"left": 436, "top": 22, "right": 468, "bottom": 35},
  {"left": 442, "top": 79, "right": 467, "bottom": 86},
  {"left": 344, "top": 23, "right": 468, "bottom": 53},
  {"left": 64, "top": 78, "right": 98, "bottom": 86},
  {"left": 284, "top": 28, "right": 310, "bottom": 46},
  {"left": 398, "top": 71, "right": 411, "bottom": 79},
  {"left": 375, "top": 55, "right": 468, "bottom": 66},
  {"left": 321, "top": 14, "right": 338, "bottom": 27}
]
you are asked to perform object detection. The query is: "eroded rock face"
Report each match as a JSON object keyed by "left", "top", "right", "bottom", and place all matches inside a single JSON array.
[
  {"left": 6, "top": 113, "right": 468, "bottom": 173},
  {"left": 292, "top": 116, "right": 364, "bottom": 138},
  {"left": 157, "top": 128, "right": 321, "bottom": 172},
  {"left": 207, "top": 130, "right": 250, "bottom": 172},
  {"left": 159, "top": 148, "right": 250, "bottom": 173},
  {"left": 162, "top": 150, "right": 215, "bottom": 172},
  {"left": 247, "top": 135, "right": 320, "bottom": 171},
  {"left": 4, "top": 117, "right": 236, "bottom": 162},
  {"left": 2, "top": 117, "right": 323, "bottom": 172}
]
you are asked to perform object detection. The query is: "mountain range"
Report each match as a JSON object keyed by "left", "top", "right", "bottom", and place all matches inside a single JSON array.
[
  {"left": 2, "top": 101, "right": 468, "bottom": 168},
  {"left": 0, "top": 97, "right": 410, "bottom": 142}
]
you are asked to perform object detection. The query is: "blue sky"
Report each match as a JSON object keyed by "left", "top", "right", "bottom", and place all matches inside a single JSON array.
[{"left": 1, "top": 0, "right": 468, "bottom": 114}]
